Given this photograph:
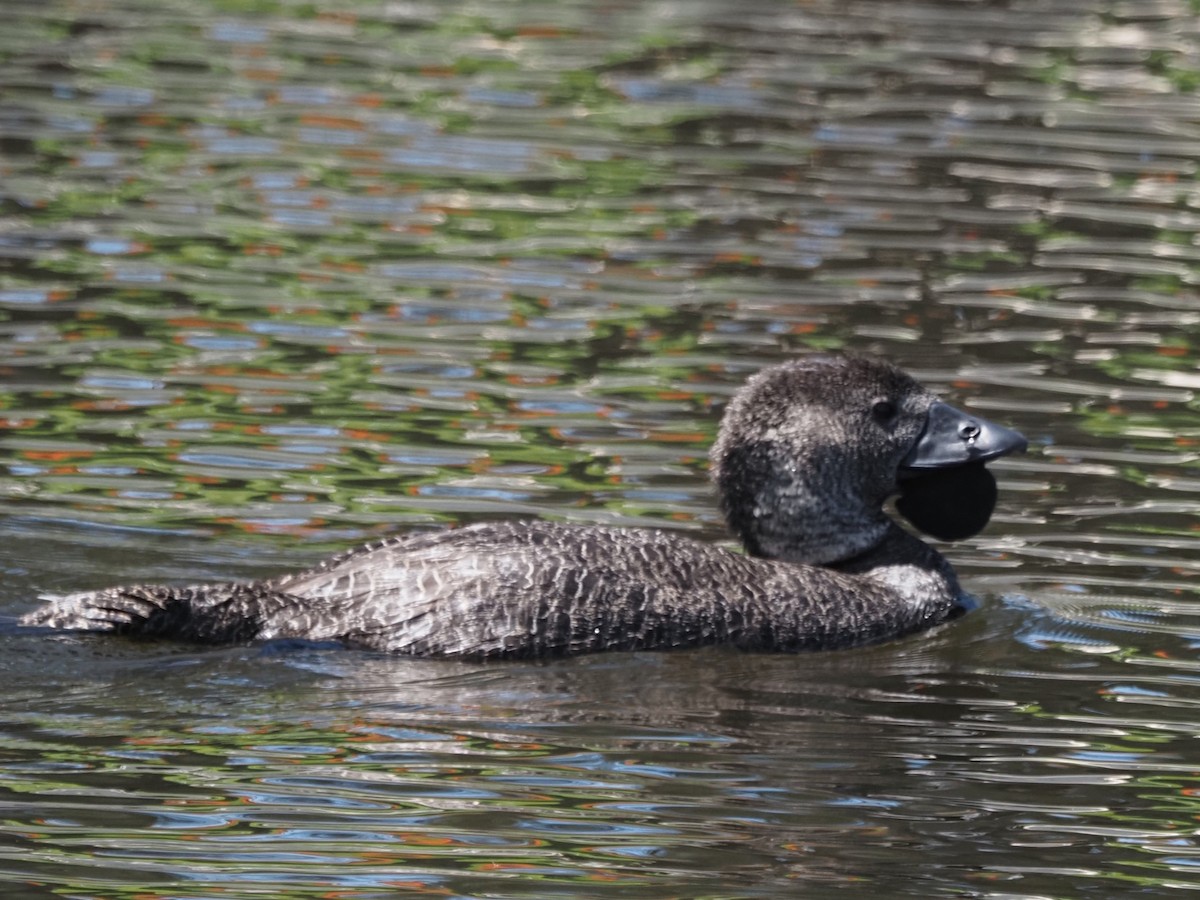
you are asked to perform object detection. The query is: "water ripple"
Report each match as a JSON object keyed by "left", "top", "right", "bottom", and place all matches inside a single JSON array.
[{"left": 4, "top": 0, "right": 1200, "bottom": 896}]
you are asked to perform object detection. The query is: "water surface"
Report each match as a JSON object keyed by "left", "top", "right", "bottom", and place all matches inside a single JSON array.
[{"left": 3, "top": 0, "right": 1200, "bottom": 896}]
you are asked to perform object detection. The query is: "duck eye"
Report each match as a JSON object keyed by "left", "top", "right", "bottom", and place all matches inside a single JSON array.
[{"left": 871, "top": 399, "right": 898, "bottom": 424}]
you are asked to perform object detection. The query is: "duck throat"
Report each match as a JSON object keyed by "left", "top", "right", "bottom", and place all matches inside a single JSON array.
[
  {"left": 741, "top": 490, "right": 892, "bottom": 565},
  {"left": 716, "top": 448, "right": 892, "bottom": 565}
]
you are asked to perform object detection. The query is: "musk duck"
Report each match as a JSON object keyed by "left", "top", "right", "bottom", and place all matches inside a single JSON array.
[{"left": 21, "top": 354, "right": 1026, "bottom": 658}]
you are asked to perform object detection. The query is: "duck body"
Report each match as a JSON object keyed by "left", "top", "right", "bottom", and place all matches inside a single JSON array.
[
  {"left": 21, "top": 355, "right": 1026, "bottom": 658},
  {"left": 28, "top": 520, "right": 956, "bottom": 659}
]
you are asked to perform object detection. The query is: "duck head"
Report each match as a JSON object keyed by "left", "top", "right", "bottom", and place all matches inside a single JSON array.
[{"left": 710, "top": 355, "right": 1026, "bottom": 564}]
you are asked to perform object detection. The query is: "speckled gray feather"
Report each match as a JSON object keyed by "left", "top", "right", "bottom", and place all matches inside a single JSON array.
[
  {"left": 710, "top": 355, "right": 934, "bottom": 565},
  {"left": 21, "top": 355, "right": 1011, "bottom": 659}
]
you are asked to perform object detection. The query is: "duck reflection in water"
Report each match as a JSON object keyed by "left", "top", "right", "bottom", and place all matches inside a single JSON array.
[{"left": 22, "top": 354, "right": 1026, "bottom": 659}]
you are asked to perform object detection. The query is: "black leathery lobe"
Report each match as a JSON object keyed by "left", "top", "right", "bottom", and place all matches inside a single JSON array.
[{"left": 895, "top": 461, "right": 997, "bottom": 542}]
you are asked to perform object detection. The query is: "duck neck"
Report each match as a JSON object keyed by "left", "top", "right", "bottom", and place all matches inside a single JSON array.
[
  {"left": 746, "top": 506, "right": 892, "bottom": 565},
  {"left": 715, "top": 438, "right": 898, "bottom": 567},
  {"left": 830, "top": 522, "right": 963, "bottom": 607}
]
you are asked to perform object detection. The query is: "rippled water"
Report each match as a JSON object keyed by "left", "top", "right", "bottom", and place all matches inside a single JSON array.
[{"left": 3, "top": 0, "right": 1200, "bottom": 896}]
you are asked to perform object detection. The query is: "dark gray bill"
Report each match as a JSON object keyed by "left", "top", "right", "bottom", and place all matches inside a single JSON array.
[{"left": 901, "top": 400, "right": 1027, "bottom": 471}]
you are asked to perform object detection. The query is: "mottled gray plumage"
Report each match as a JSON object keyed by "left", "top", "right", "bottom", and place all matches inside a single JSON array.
[{"left": 20, "top": 355, "right": 1026, "bottom": 659}]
